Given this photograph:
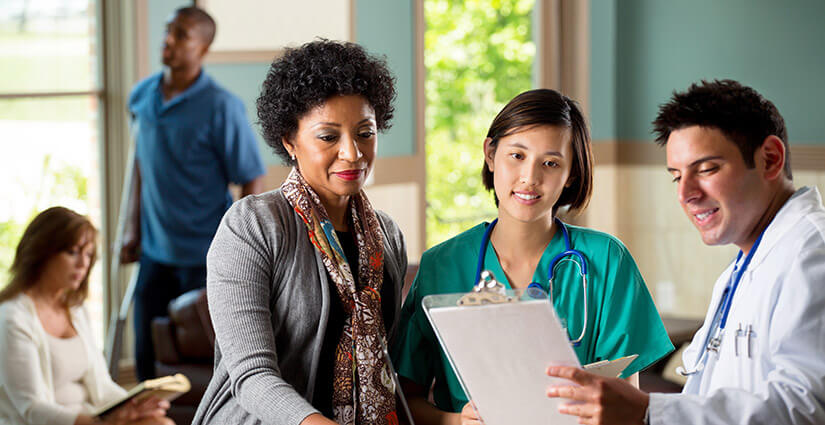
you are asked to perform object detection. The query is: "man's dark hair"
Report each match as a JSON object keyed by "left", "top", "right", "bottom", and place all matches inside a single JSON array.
[
  {"left": 257, "top": 39, "right": 396, "bottom": 165},
  {"left": 175, "top": 6, "right": 216, "bottom": 46},
  {"left": 653, "top": 79, "right": 791, "bottom": 179},
  {"left": 483, "top": 88, "right": 593, "bottom": 215}
]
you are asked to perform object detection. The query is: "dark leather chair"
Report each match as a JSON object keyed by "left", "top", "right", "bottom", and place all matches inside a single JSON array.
[
  {"left": 151, "top": 288, "right": 213, "bottom": 425},
  {"left": 401, "top": 263, "right": 419, "bottom": 303}
]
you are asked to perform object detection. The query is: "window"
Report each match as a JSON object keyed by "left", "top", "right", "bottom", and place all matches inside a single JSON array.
[
  {"left": 0, "top": 0, "right": 105, "bottom": 342},
  {"left": 424, "top": 0, "right": 536, "bottom": 247}
]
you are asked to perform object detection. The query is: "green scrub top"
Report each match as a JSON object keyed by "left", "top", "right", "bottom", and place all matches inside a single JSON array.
[{"left": 390, "top": 222, "right": 674, "bottom": 413}]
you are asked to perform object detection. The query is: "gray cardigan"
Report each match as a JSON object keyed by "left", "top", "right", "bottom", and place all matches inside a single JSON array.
[{"left": 192, "top": 189, "right": 407, "bottom": 425}]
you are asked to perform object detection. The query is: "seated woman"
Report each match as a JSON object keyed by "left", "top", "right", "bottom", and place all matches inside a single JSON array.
[
  {"left": 0, "top": 206, "right": 173, "bottom": 425},
  {"left": 391, "top": 89, "right": 674, "bottom": 424},
  {"left": 192, "top": 39, "right": 407, "bottom": 425}
]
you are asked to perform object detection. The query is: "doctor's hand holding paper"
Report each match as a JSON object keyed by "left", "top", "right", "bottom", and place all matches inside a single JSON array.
[
  {"left": 391, "top": 89, "right": 674, "bottom": 425},
  {"left": 547, "top": 80, "right": 825, "bottom": 425}
]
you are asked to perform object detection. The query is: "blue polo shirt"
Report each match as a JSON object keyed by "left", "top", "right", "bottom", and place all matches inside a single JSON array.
[{"left": 128, "top": 71, "right": 266, "bottom": 266}]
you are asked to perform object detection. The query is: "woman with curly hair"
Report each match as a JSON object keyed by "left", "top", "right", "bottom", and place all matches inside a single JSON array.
[
  {"left": 0, "top": 207, "right": 173, "bottom": 425},
  {"left": 193, "top": 39, "right": 406, "bottom": 425}
]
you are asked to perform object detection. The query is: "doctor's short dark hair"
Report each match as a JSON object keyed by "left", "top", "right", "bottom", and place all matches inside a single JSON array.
[
  {"left": 482, "top": 88, "right": 593, "bottom": 215},
  {"left": 652, "top": 79, "right": 792, "bottom": 179},
  {"left": 257, "top": 39, "right": 397, "bottom": 165}
]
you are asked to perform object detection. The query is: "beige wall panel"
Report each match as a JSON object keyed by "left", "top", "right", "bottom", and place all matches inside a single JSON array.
[
  {"left": 793, "top": 170, "right": 825, "bottom": 197},
  {"left": 364, "top": 183, "right": 422, "bottom": 264},
  {"left": 617, "top": 165, "right": 737, "bottom": 318},
  {"left": 202, "top": 0, "right": 351, "bottom": 51},
  {"left": 583, "top": 164, "right": 620, "bottom": 236},
  {"left": 618, "top": 165, "right": 681, "bottom": 231},
  {"left": 624, "top": 228, "right": 735, "bottom": 318}
]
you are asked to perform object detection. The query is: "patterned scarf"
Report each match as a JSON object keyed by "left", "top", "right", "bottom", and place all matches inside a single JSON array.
[{"left": 282, "top": 169, "right": 398, "bottom": 425}]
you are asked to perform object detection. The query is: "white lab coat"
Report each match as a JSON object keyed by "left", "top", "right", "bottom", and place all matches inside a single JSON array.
[{"left": 649, "top": 186, "right": 825, "bottom": 425}]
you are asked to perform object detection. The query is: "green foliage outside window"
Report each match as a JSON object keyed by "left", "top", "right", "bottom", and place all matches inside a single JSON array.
[
  {"left": 0, "top": 155, "right": 89, "bottom": 286},
  {"left": 0, "top": 7, "right": 98, "bottom": 287},
  {"left": 425, "top": 0, "right": 536, "bottom": 248}
]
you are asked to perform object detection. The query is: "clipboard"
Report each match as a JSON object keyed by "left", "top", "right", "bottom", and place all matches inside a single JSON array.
[
  {"left": 583, "top": 354, "right": 638, "bottom": 378},
  {"left": 421, "top": 273, "right": 637, "bottom": 425}
]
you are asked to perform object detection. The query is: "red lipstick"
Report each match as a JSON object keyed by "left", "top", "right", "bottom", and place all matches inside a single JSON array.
[{"left": 334, "top": 169, "right": 363, "bottom": 181}]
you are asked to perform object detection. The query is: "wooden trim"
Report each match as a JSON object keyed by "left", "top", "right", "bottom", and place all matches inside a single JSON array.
[
  {"left": 560, "top": 0, "right": 590, "bottom": 115},
  {"left": 618, "top": 141, "right": 665, "bottom": 165},
  {"left": 591, "top": 140, "right": 679, "bottom": 167},
  {"left": 98, "top": 0, "right": 114, "bottom": 346},
  {"left": 789, "top": 145, "right": 825, "bottom": 171},
  {"left": 374, "top": 156, "right": 422, "bottom": 185},
  {"left": 535, "top": 0, "right": 560, "bottom": 90},
  {"left": 0, "top": 90, "right": 101, "bottom": 100},
  {"left": 590, "top": 141, "right": 618, "bottom": 166},
  {"left": 100, "top": 0, "right": 137, "bottom": 348},
  {"left": 135, "top": 0, "right": 149, "bottom": 79},
  {"left": 350, "top": 0, "right": 357, "bottom": 41},
  {"left": 535, "top": 0, "right": 590, "bottom": 113},
  {"left": 204, "top": 50, "right": 282, "bottom": 64},
  {"left": 414, "top": 0, "right": 427, "bottom": 253},
  {"left": 591, "top": 140, "right": 825, "bottom": 171}
]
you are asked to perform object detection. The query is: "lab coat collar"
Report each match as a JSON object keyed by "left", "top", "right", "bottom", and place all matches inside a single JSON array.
[{"left": 747, "top": 186, "right": 822, "bottom": 270}]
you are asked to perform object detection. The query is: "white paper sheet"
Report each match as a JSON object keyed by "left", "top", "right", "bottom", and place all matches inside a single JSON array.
[{"left": 426, "top": 299, "right": 582, "bottom": 425}]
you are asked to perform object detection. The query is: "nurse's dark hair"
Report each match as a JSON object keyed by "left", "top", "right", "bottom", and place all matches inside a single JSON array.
[
  {"left": 653, "top": 79, "right": 791, "bottom": 179},
  {"left": 257, "top": 39, "right": 396, "bottom": 165},
  {"left": 482, "top": 88, "right": 593, "bottom": 215},
  {"left": 0, "top": 206, "right": 97, "bottom": 308}
]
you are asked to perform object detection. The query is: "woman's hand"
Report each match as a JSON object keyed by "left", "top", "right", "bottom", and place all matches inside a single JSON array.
[
  {"left": 109, "top": 396, "right": 170, "bottom": 423},
  {"left": 131, "top": 396, "right": 171, "bottom": 419},
  {"left": 456, "top": 401, "right": 482, "bottom": 425},
  {"left": 75, "top": 398, "right": 172, "bottom": 425}
]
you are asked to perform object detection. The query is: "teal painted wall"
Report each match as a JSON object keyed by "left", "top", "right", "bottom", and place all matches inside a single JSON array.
[
  {"left": 591, "top": 0, "right": 825, "bottom": 144},
  {"left": 146, "top": 1, "right": 187, "bottom": 77},
  {"left": 146, "top": 0, "right": 417, "bottom": 165},
  {"left": 589, "top": 0, "right": 617, "bottom": 141},
  {"left": 356, "top": 0, "right": 417, "bottom": 157}
]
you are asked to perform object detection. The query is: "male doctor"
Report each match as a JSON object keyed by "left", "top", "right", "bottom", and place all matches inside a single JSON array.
[{"left": 546, "top": 79, "right": 825, "bottom": 424}]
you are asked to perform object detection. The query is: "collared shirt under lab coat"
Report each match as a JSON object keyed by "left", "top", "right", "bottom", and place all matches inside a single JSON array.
[{"left": 649, "top": 186, "right": 825, "bottom": 425}]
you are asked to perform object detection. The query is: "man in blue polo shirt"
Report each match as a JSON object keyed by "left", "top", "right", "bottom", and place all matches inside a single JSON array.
[{"left": 122, "top": 6, "right": 265, "bottom": 380}]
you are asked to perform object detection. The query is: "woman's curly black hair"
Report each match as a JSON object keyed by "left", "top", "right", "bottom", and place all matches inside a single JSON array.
[{"left": 257, "top": 39, "right": 397, "bottom": 165}]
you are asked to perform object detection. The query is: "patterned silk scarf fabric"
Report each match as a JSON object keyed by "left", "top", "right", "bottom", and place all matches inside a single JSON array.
[{"left": 282, "top": 169, "right": 398, "bottom": 425}]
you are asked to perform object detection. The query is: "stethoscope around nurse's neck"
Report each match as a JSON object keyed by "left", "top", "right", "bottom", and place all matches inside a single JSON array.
[{"left": 475, "top": 217, "right": 590, "bottom": 346}]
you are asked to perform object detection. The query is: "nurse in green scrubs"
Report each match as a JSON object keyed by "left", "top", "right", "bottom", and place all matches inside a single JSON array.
[{"left": 391, "top": 89, "right": 674, "bottom": 425}]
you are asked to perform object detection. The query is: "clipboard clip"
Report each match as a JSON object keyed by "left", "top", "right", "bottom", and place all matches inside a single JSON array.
[{"left": 458, "top": 270, "right": 516, "bottom": 306}]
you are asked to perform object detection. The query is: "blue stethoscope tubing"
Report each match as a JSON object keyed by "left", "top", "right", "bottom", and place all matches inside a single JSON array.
[
  {"left": 678, "top": 228, "right": 767, "bottom": 376},
  {"left": 475, "top": 217, "right": 589, "bottom": 346}
]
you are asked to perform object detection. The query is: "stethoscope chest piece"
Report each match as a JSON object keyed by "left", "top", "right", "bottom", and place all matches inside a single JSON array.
[{"left": 474, "top": 217, "right": 590, "bottom": 346}]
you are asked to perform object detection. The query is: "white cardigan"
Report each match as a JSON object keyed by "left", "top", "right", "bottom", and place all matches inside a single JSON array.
[{"left": 0, "top": 294, "right": 126, "bottom": 425}]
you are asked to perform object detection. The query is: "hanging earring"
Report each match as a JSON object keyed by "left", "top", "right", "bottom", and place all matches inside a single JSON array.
[{"left": 290, "top": 153, "right": 296, "bottom": 161}]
